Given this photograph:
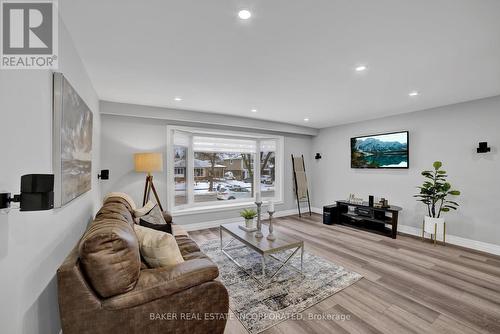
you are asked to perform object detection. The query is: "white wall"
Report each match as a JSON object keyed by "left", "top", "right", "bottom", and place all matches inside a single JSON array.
[
  {"left": 0, "top": 20, "right": 100, "bottom": 334},
  {"left": 100, "top": 112, "right": 313, "bottom": 226},
  {"left": 311, "top": 96, "right": 500, "bottom": 248}
]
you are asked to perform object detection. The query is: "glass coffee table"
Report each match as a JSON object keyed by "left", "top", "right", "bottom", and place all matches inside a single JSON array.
[{"left": 219, "top": 222, "right": 304, "bottom": 286}]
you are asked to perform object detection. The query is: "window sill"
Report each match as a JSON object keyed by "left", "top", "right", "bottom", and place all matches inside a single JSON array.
[{"left": 171, "top": 200, "right": 284, "bottom": 217}]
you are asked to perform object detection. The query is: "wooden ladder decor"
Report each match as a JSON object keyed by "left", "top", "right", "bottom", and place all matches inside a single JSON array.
[{"left": 291, "top": 154, "right": 312, "bottom": 217}]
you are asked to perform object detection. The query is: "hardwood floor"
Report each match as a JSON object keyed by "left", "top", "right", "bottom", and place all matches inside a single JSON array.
[{"left": 189, "top": 213, "right": 500, "bottom": 334}]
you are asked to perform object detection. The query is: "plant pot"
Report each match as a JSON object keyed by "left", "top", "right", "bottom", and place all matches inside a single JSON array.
[
  {"left": 424, "top": 216, "right": 445, "bottom": 240},
  {"left": 245, "top": 218, "right": 255, "bottom": 229}
]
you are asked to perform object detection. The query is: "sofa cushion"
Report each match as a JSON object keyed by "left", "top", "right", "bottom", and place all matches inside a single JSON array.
[
  {"left": 79, "top": 217, "right": 141, "bottom": 298},
  {"left": 175, "top": 237, "right": 201, "bottom": 257},
  {"left": 102, "top": 258, "right": 220, "bottom": 310},
  {"left": 171, "top": 224, "right": 189, "bottom": 237},
  {"left": 182, "top": 251, "right": 210, "bottom": 261},
  {"left": 95, "top": 201, "right": 135, "bottom": 227},
  {"left": 134, "top": 225, "right": 184, "bottom": 268}
]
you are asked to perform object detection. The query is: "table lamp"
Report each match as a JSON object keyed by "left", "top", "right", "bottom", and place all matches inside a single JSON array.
[{"left": 134, "top": 152, "right": 164, "bottom": 210}]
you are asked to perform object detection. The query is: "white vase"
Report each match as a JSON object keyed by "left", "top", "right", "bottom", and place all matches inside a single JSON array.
[
  {"left": 424, "top": 216, "right": 445, "bottom": 241},
  {"left": 245, "top": 218, "right": 254, "bottom": 228}
]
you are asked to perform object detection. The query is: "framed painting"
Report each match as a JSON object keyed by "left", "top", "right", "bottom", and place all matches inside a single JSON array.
[{"left": 53, "top": 72, "right": 93, "bottom": 207}]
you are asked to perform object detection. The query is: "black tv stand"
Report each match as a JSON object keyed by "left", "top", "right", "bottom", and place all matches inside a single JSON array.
[{"left": 334, "top": 200, "right": 402, "bottom": 239}]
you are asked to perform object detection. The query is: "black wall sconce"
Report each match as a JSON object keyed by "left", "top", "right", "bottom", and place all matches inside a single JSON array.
[
  {"left": 0, "top": 174, "right": 54, "bottom": 212},
  {"left": 477, "top": 142, "right": 491, "bottom": 153},
  {"left": 315, "top": 153, "right": 322, "bottom": 160},
  {"left": 98, "top": 169, "right": 110, "bottom": 180}
]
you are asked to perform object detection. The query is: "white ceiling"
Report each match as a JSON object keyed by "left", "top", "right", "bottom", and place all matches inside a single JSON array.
[{"left": 60, "top": 0, "right": 500, "bottom": 129}]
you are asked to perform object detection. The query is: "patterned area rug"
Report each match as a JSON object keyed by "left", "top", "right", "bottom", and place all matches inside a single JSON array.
[{"left": 199, "top": 238, "right": 362, "bottom": 334}]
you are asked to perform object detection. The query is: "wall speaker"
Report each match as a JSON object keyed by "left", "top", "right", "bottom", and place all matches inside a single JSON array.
[
  {"left": 477, "top": 142, "right": 491, "bottom": 153},
  {"left": 20, "top": 174, "right": 54, "bottom": 211},
  {"left": 98, "top": 169, "right": 110, "bottom": 180},
  {"left": 0, "top": 174, "right": 54, "bottom": 212}
]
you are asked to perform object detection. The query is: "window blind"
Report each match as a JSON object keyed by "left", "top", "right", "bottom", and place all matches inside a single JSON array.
[{"left": 193, "top": 136, "right": 256, "bottom": 153}]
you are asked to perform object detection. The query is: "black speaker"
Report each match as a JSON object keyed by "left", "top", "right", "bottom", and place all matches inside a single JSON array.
[
  {"left": 98, "top": 169, "right": 110, "bottom": 180},
  {"left": 20, "top": 192, "right": 54, "bottom": 211},
  {"left": 477, "top": 142, "right": 491, "bottom": 153},
  {"left": 369, "top": 195, "right": 374, "bottom": 207},
  {"left": 19, "top": 174, "right": 54, "bottom": 211},
  {"left": 21, "top": 174, "right": 54, "bottom": 192},
  {"left": 0, "top": 193, "right": 11, "bottom": 209},
  {"left": 323, "top": 204, "right": 338, "bottom": 225}
]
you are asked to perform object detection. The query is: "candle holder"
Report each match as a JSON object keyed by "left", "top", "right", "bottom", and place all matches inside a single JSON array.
[
  {"left": 255, "top": 201, "right": 263, "bottom": 238},
  {"left": 267, "top": 210, "right": 276, "bottom": 241}
]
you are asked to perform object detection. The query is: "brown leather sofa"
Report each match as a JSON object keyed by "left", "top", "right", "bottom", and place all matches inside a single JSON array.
[{"left": 57, "top": 196, "right": 229, "bottom": 334}]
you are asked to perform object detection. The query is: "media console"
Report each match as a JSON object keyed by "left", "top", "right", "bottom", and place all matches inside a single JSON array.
[{"left": 331, "top": 200, "right": 402, "bottom": 239}]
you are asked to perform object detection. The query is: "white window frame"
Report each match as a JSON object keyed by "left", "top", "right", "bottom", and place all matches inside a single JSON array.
[{"left": 166, "top": 125, "right": 284, "bottom": 215}]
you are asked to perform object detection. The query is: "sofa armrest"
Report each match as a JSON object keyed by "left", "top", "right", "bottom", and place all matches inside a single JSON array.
[
  {"left": 102, "top": 258, "right": 219, "bottom": 310},
  {"left": 162, "top": 211, "right": 173, "bottom": 224}
]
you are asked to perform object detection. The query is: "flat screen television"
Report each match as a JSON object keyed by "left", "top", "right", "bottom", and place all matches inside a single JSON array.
[{"left": 351, "top": 131, "right": 409, "bottom": 169}]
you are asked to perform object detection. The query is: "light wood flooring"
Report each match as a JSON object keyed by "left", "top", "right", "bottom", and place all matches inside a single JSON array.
[{"left": 189, "top": 213, "right": 500, "bottom": 334}]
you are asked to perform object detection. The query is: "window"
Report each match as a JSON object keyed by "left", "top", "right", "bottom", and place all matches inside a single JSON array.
[
  {"left": 167, "top": 127, "right": 283, "bottom": 212},
  {"left": 260, "top": 140, "right": 276, "bottom": 199},
  {"left": 174, "top": 144, "right": 187, "bottom": 206}
]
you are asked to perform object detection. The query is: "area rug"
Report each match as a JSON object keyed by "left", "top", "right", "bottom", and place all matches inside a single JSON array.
[{"left": 199, "top": 238, "right": 362, "bottom": 334}]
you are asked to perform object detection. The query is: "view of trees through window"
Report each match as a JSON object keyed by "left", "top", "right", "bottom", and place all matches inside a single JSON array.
[
  {"left": 172, "top": 134, "right": 279, "bottom": 208},
  {"left": 193, "top": 152, "right": 254, "bottom": 203},
  {"left": 174, "top": 145, "right": 187, "bottom": 205},
  {"left": 260, "top": 151, "right": 275, "bottom": 198}
]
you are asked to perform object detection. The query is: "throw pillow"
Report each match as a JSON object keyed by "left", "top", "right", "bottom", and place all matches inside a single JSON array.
[
  {"left": 134, "top": 200, "right": 156, "bottom": 218},
  {"left": 139, "top": 204, "right": 172, "bottom": 234},
  {"left": 133, "top": 224, "right": 184, "bottom": 268}
]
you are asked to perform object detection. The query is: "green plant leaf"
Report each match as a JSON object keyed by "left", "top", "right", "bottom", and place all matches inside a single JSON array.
[
  {"left": 448, "top": 190, "right": 460, "bottom": 196},
  {"left": 433, "top": 161, "right": 442, "bottom": 170}
]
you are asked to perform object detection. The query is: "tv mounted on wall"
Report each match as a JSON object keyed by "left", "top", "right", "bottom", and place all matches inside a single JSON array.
[{"left": 351, "top": 131, "right": 409, "bottom": 169}]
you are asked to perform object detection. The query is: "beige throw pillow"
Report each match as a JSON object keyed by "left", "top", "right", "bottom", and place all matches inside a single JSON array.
[
  {"left": 133, "top": 224, "right": 184, "bottom": 268},
  {"left": 134, "top": 200, "right": 156, "bottom": 218}
]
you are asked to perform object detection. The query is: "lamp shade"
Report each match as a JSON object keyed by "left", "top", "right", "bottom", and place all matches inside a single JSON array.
[{"left": 134, "top": 153, "right": 163, "bottom": 173}]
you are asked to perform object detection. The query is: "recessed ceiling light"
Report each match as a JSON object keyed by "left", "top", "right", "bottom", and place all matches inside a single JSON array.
[
  {"left": 304, "top": 118, "right": 310, "bottom": 122},
  {"left": 251, "top": 109, "right": 258, "bottom": 113},
  {"left": 238, "top": 9, "right": 252, "bottom": 20},
  {"left": 174, "top": 97, "right": 182, "bottom": 101},
  {"left": 408, "top": 91, "right": 419, "bottom": 97},
  {"left": 355, "top": 65, "right": 367, "bottom": 72}
]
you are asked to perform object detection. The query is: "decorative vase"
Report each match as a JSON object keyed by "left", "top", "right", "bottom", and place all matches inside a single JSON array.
[
  {"left": 255, "top": 200, "right": 263, "bottom": 238},
  {"left": 267, "top": 210, "right": 276, "bottom": 241},
  {"left": 423, "top": 216, "right": 446, "bottom": 245},
  {"left": 245, "top": 218, "right": 254, "bottom": 229}
]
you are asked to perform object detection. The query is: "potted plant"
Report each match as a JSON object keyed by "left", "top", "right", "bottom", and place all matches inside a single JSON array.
[
  {"left": 240, "top": 208, "right": 257, "bottom": 228},
  {"left": 415, "top": 161, "right": 460, "bottom": 243}
]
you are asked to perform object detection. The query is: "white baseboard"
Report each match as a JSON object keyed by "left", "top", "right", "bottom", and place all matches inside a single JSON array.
[
  {"left": 398, "top": 224, "right": 500, "bottom": 256},
  {"left": 311, "top": 207, "right": 322, "bottom": 214}
]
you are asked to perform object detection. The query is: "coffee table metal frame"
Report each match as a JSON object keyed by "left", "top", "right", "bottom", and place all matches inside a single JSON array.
[{"left": 219, "top": 223, "right": 304, "bottom": 286}]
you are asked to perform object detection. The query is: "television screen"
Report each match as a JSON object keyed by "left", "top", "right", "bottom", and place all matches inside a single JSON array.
[{"left": 351, "top": 131, "right": 409, "bottom": 169}]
